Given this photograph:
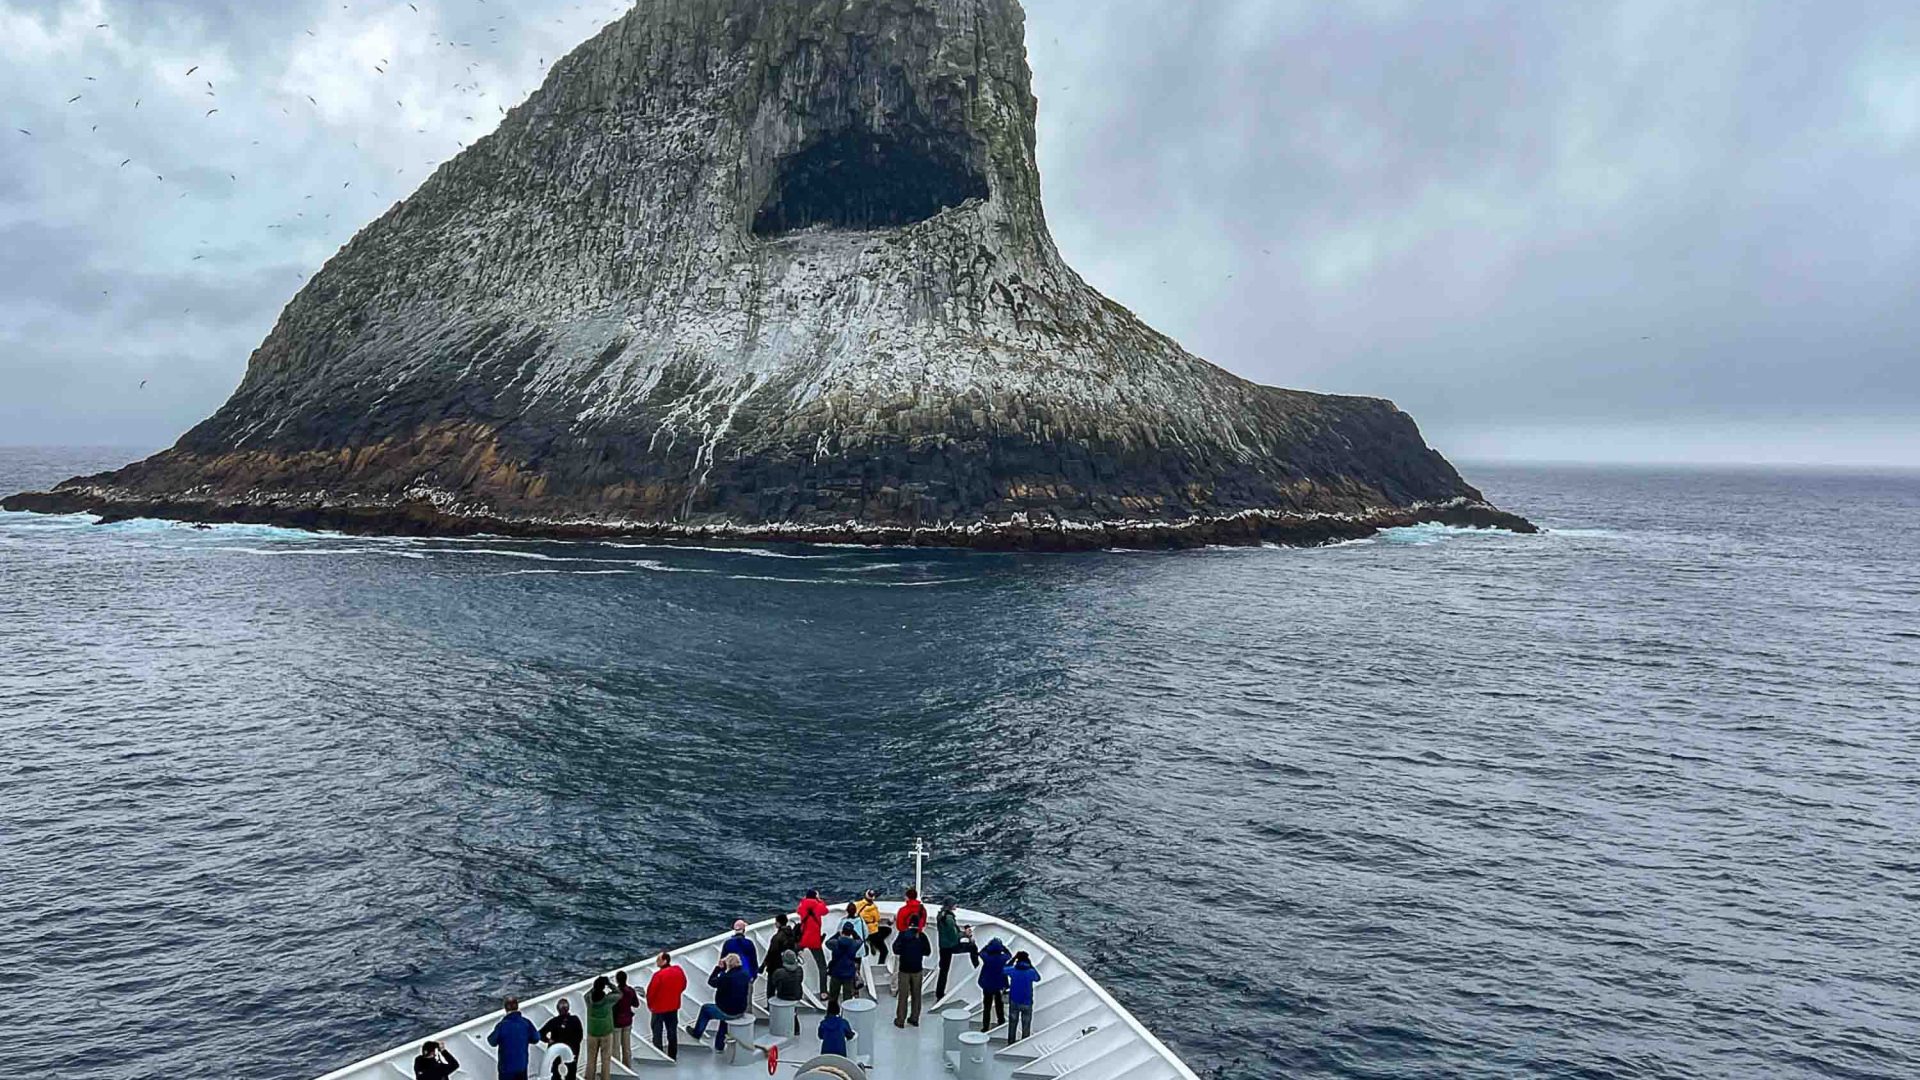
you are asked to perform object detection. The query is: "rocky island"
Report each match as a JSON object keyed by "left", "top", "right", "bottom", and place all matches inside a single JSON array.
[{"left": 4, "top": 0, "right": 1533, "bottom": 550}]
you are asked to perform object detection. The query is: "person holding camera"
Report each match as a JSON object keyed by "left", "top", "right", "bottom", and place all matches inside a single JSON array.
[{"left": 412, "top": 1040, "right": 460, "bottom": 1080}]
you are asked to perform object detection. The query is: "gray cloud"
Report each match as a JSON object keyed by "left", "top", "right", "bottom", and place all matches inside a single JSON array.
[{"left": 2, "top": 0, "right": 1916, "bottom": 465}]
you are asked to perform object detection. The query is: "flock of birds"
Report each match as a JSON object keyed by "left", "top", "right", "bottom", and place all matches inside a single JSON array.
[
  {"left": 7, "top": 1, "right": 1101, "bottom": 398},
  {"left": 9, "top": 0, "right": 635, "bottom": 374}
]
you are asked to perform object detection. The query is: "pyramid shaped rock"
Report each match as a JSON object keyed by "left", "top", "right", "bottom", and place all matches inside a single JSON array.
[{"left": 7, "top": 0, "right": 1531, "bottom": 549}]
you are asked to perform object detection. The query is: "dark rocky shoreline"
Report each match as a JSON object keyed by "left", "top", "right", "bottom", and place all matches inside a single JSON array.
[{"left": 0, "top": 487, "right": 1534, "bottom": 552}]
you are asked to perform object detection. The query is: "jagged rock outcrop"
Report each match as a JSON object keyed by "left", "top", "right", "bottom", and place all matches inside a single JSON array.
[{"left": 4, "top": 0, "right": 1532, "bottom": 549}]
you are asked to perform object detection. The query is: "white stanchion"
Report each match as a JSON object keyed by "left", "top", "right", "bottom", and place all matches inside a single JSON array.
[
  {"left": 942, "top": 1007, "right": 973, "bottom": 1054},
  {"left": 956, "top": 1031, "right": 991, "bottom": 1080},
  {"left": 841, "top": 997, "right": 878, "bottom": 1067},
  {"left": 769, "top": 998, "right": 798, "bottom": 1037},
  {"left": 724, "top": 1017, "right": 757, "bottom": 1067}
]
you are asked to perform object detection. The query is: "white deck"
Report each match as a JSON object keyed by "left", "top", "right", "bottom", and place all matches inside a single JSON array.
[{"left": 316, "top": 903, "right": 1196, "bottom": 1080}]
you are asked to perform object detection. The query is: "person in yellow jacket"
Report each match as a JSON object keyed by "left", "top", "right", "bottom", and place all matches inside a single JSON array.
[{"left": 855, "top": 889, "right": 892, "bottom": 963}]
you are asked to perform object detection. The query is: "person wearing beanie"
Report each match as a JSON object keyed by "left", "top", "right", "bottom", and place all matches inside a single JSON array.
[
  {"left": 1006, "top": 950, "right": 1043, "bottom": 1043},
  {"left": 977, "top": 937, "right": 1013, "bottom": 1032},
  {"left": 536, "top": 998, "right": 582, "bottom": 1080},
  {"left": 768, "top": 949, "right": 804, "bottom": 1003},
  {"left": 825, "top": 921, "right": 865, "bottom": 1008}
]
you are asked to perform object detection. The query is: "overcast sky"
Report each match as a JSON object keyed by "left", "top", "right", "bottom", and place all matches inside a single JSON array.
[{"left": 2, "top": 1, "right": 1916, "bottom": 467}]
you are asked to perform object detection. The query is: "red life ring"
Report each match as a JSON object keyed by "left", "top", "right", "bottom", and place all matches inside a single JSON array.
[{"left": 766, "top": 1044, "right": 779, "bottom": 1074}]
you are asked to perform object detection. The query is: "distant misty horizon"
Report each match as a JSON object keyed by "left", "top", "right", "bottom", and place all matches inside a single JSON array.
[{"left": 2, "top": 1, "right": 1916, "bottom": 468}]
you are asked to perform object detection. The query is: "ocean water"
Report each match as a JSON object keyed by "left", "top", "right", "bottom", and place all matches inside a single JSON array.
[{"left": 2, "top": 447, "right": 1916, "bottom": 1080}]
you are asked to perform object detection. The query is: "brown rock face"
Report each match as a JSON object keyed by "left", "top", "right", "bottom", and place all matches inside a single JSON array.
[{"left": 3, "top": 0, "right": 1532, "bottom": 548}]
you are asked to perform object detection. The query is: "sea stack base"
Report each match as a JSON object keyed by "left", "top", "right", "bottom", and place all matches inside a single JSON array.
[{"left": 1, "top": 488, "right": 1535, "bottom": 552}]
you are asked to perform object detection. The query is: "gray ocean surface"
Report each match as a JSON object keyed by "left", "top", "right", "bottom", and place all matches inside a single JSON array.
[{"left": 2, "top": 447, "right": 1916, "bottom": 1080}]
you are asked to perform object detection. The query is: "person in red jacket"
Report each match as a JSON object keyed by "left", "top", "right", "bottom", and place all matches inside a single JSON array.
[
  {"left": 645, "top": 951, "right": 687, "bottom": 1060},
  {"left": 896, "top": 886, "right": 927, "bottom": 933},
  {"left": 796, "top": 888, "right": 831, "bottom": 993}
]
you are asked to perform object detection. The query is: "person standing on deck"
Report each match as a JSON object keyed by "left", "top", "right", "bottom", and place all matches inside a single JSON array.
[
  {"left": 977, "top": 937, "right": 1013, "bottom": 1032},
  {"left": 689, "top": 953, "right": 753, "bottom": 1053},
  {"left": 855, "top": 889, "right": 891, "bottom": 963},
  {"left": 537, "top": 997, "right": 582, "bottom": 1080},
  {"left": 896, "top": 886, "right": 927, "bottom": 933},
  {"left": 1007, "top": 951, "right": 1043, "bottom": 1043},
  {"left": 797, "top": 889, "right": 831, "bottom": 992},
  {"left": 582, "top": 977, "right": 618, "bottom": 1080},
  {"left": 826, "top": 921, "right": 864, "bottom": 1007},
  {"left": 837, "top": 902, "right": 870, "bottom": 992},
  {"left": 935, "top": 905, "right": 981, "bottom": 1000},
  {"left": 612, "top": 970, "right": 640, "bottom": 1067},
  {"left": 892, "top": 921, "right": 932, "bottom": 1027},
  {"left": 486, "top": 998, "right": 542, "bottom": 1080},
  {"left": 413, "top": 1040, "right": 460, "bottom": 1080},
  {"left": 818, "top": 1000, "right": 857, "bottom": 1058},
  {"left": 720, "top": 919, "right": 760, "bottom": 980},
  {"left": 765, "top": 912, "right": 798, "bottom": 983},
  {"left": 646, "top": 951, "right": 687, "bottom": 1060}
]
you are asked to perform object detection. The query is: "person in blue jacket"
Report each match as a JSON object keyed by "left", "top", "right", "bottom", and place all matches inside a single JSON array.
[
  {"left": 719, "top": 919, "right": 760, "bottom": 980},
  {"left": 977, "top": 937, "right": 1013, "bottom": 1032},
  {"left": 1006, "top": 951, "right": 1043, "bottom": 1043},
  {"left": 826, "top": 921, "right": 865, "bottom": 1007},
  {"left": 818, "top": 1000, "right": 857, "bottom": 1058},
  {"left": 487, "top": 997, "right": 543, "bottom": 1080},
  {"left": 688, "top": 954, "right": 754, "bottom": 1052}
]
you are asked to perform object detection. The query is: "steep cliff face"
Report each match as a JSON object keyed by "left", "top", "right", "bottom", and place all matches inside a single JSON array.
[{"left": 5, "top": 0, "right": 1532, "bottom": 548}]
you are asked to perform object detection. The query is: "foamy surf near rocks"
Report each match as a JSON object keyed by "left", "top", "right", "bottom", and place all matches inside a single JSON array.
[{"left": 3, "top": 0, "right": 1533, "bottom": 550}]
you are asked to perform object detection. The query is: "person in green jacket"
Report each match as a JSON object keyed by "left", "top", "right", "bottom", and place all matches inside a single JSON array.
[
  {"left": 934, "top": 902, "right": 980, "bottom": 1000},
  {"left": 582, "top": 976, "right": 618, "bottom": 1080}
]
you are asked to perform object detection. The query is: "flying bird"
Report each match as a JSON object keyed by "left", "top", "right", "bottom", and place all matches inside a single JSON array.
[
  {"left": 67, "top": 94, "right": 82, "bottom": 103},
  {"left": 15, "top": 129, "right": 29, "bottom": 136},
  {"left": 140, "top": 380, "right": 147, "bottom": 388},
  {"left": 206, "top": 108, "right": 219, "bottom": 116},
  {"left": 119, "top": 158, "right": 129, "bottom": 166},
  {"left": 185, "top": 65, "right": 199, "bottom": 76}
]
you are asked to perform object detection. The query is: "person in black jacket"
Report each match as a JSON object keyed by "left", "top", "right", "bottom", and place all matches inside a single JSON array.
[
  {"left": 768, "top": 949, "right": 805, "bottom": 1003},
  {"left": 892, "top": 924, "right": 933, "bottom": 1028},
  {"left": 765, "top": 913, "right": 798, "bottom": 982},
  {"left": 538, "top": 997, "right": 583, "bottom": 1080},
  {"left": 413, "top": 1040, "right": 459, "bottom": 1080}
]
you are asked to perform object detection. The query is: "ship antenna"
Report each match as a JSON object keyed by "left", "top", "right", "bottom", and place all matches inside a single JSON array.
[{"left": 910, "top": 836, "right": 929, "bottom": 897}]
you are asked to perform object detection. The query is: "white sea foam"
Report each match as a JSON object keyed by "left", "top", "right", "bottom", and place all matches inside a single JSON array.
[
  {"left": 420, "top": 547, "right": 635, "bottom": 564},
  {"left": 597, "top": 541, "right": 838, "bottom": 559},
  {"left": 1377, "top": 523, "right": 1506, "bottom": 546},
  {"left": 489, "top": 560, "right": 702, "bottom": 576},
  {"left": 205, "top": 545, "right": 431, "bottom": 559}
]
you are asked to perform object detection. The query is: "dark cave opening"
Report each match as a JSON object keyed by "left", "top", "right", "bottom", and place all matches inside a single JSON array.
[{"left": 752, "top": 130, "right": 989, "bottom": 237}]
